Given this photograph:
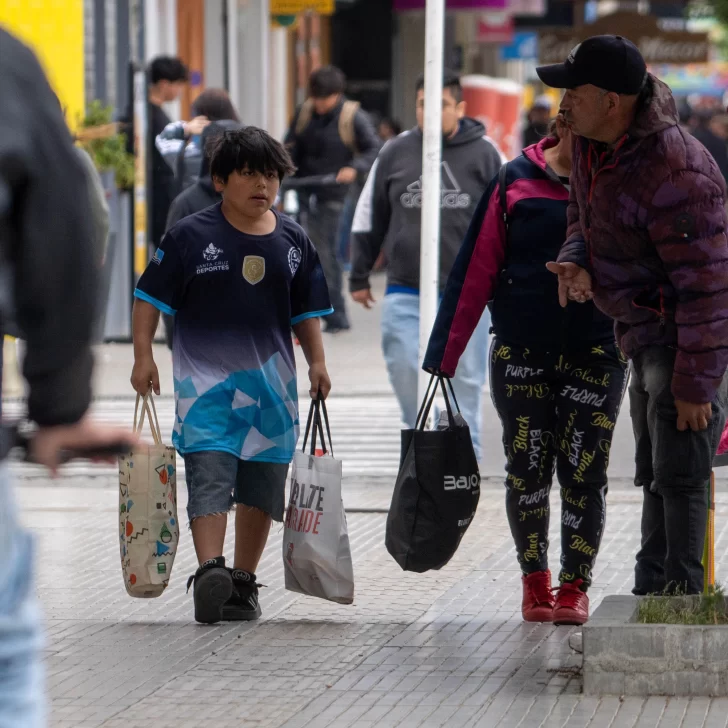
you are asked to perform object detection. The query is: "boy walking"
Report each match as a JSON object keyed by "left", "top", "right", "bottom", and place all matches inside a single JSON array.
[{"left": 131, "top": 128, "right": 333, "bottom": 623}]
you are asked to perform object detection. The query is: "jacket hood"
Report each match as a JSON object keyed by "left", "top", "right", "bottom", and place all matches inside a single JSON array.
[
  {"left": 199, "top": 119, "right": 244, "bottom": 178},
  {"left": 523, "top": 136, "right": 559, "bottom": 172},
  {"left": 411, "top": 117, "right": 487, "bottom": 148},
  {"left": 628, "top": 74, "right": 679, "bottom": 140}
]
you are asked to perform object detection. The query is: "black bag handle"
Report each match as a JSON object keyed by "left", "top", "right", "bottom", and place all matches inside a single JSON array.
[
  {"left": 301, "top": 394, "right": 334, "bottom": 457},
  {"left": 415, "top": 374, "right": 438, "bottom": 430},
  {"left": 302, "top": 398, "right": 324, "bottom": 455},
  {"left": 415, "top": 374, "right": 459, "bottom": 431}
]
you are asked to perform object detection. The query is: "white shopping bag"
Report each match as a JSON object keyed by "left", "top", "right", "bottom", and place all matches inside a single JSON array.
[
  {"left": 283, "top": 398, "right": 354, "bottom": 604},
  {"left": 118, "top": 393, "right": 179, "bottom": 598}
]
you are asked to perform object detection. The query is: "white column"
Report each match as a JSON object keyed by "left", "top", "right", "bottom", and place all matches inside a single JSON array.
[
  {"left": 229, "top": 0, "right": 270, "bottom": 129},
  {"left": 227, "top": 0, "right": 240, "bottom": 111},
  {"left": 418, "top": 0, "right": 445, "bottom": 408},
  {"left": 269, "top": 26, "right": 289, "bottom": 141}
]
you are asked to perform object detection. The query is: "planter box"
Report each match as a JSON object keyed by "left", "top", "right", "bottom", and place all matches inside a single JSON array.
[{"left": 583, "top": 595, "right": 728, "bottom": 697}]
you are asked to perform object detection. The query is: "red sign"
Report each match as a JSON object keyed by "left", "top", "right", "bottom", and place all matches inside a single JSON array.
[{"left": 477, "top": 11, "right": 514, "bottom": 43}]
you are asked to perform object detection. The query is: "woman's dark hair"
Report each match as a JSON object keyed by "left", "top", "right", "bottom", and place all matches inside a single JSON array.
[
  {"left": 210, "top": 127, "right": 296, "bottom": 182},
  {"left": 192, "top": 88, "right": 239, "bottom": 122},
  {"left": 148, "top": 56, "right": 188, "bottom": 84},
  {"left": 309, "top": 66, "right": 346, "bottom": 98}
]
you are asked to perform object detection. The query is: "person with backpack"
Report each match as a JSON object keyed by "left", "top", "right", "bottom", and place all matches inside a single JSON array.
[
  {"left": 350, "top": 71, "right": 503, "bottom": 462},
  {"left": 423, "top": 116, "right": 626, "bottom": 625},
  {"left": 156, "top": 88, "right": 240, "bottom": 195},
  {"left": 285, "top": 66, "right": 381, "bottom": 333}
]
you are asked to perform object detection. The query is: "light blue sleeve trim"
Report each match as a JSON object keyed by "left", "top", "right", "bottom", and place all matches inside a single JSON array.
[
  {"left": 291, "top": 307, "right": 335, "bottom": 326},
  {"left": 134, "top": 288, "right": 177, "bottom": 316}
]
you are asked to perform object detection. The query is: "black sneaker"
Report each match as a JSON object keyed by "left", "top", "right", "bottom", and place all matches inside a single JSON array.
[
  {"left": 186, "top": 557, "right": 233, "bottom": 625},
  {"left": 222, "top": 568, "right": 263, "bottom": 621}
]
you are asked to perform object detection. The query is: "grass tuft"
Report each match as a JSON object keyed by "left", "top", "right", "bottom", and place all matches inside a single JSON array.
[{"left": 637, "top": 584, "right": 728, "bottom": 625}]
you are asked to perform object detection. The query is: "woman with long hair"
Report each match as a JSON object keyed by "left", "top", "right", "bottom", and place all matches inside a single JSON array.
[{"left": 424, "top": 116, "right": 627, "bottom": 625}]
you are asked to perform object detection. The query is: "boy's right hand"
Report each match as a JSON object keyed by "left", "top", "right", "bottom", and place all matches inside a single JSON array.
[{"left": 131, "top": 356, "right": 160, "bottom": 396}]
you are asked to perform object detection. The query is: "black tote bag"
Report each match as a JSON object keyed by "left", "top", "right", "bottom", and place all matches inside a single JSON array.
[{"left": 385, "top": 375, "right": 481, "bottom": 572}]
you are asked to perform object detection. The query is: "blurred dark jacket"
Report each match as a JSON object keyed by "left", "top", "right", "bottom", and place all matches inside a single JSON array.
[
  {"left": 0, "top": 29, "right": 96, "bottom": 428},
  {"left": 692, "top": 124, "right": 728, "bottom": 185}
]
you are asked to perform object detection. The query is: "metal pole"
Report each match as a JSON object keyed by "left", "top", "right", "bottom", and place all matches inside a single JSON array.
[{"left": 418, "top": 0, "right": 445, "bottom": 410}]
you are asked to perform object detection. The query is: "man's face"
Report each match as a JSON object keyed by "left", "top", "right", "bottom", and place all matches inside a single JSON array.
[
  {"left": 158, "top": 79, "right": 185, "bottom": 103},
  {"left": 416, "top": 87, "right": 465, "bottom": 137},
  {"left": 312, "top": 94, "right": 341, "bottom": 116},
  {"left": 213, "top": 167, "right": 280, "bottom": 218},
  {"left": 560, "top": 84, "right": 610, "bottom": 140}
]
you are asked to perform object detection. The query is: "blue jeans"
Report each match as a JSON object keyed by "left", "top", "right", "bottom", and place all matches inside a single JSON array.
[
  {"left": 381, "top": 292, "right": 490, "bottom": 460},
  {"left": 0, "top": 464, "right": 44, "bottom": 728}
]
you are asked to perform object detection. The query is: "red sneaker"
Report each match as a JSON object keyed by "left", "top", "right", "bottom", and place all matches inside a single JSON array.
[
  {"left": 521, "top": 570, "right": 555, "bottom": 622},
  {"left": 553, "top": 579, "right": 590, "bottom": 626}
]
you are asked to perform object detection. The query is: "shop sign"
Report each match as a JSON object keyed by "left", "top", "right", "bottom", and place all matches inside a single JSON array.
[
  {"left": 477, "top": 11, "right": 514, "bottom": 43},
  {"left": 538, "top": 12, "right": 710, "bottom": 65},
  {"left": 270, "top": 0, "right": 335, "bottom": 14}
]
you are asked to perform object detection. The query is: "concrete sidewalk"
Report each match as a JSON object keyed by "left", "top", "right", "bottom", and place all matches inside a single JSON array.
[{"left": 17, "top": 476, "right": 728, "bottom": 728}]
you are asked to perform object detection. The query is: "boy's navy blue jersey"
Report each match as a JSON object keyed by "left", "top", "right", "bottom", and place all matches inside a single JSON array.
[{"left": 135, "top": 204, "right": 333, "bottom": 463}]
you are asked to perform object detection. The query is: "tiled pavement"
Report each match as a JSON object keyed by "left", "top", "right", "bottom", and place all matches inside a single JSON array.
[{"left": 16, "top": 475, "right": 728, "bottom": 728}]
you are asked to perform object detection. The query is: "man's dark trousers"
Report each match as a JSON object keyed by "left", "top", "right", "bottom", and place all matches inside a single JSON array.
[
  {"left": 630, "top": 346, "right": 728, "bottom": 595},
  {"left": 302, "top": 198, "right": 349, "bottom": 329}
]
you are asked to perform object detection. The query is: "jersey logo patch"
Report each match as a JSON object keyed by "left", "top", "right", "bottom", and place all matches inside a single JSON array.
[
  {"left": 203, "top": 243, "right": 223, "bottom": 261},
  {"left": 288, "top": 246, "right": 302, "bottom": 275},
  {"left": 243, "top": 256, "right": 266, "bottom": 285}
]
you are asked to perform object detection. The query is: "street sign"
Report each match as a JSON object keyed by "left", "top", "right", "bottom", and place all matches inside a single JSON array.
[
  {"left": 500, "top": 31, "right": 538, "bottom": 60},
  {"left": 270, "top": 0, "right": 335, "bottom": 14}
]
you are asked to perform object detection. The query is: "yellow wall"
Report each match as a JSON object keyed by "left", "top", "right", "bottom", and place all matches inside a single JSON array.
[{"left": 0, "top": 1, "right": 85, "bottom": 128}]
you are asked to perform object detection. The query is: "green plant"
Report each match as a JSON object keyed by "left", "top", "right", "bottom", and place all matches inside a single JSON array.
[
  {"left": 638, "top": 584, "right": 728, "bottom": 625},
  {"left": 78, "top": 100, "right": 135, "bottom": 189}
]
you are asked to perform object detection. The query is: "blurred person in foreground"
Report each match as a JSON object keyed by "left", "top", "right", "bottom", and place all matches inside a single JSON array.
[
  {"left": 285, "top": 66, "right": 381, "bottom": 333},
  {"left": 522, "top": 95, "right": 552, "bottom": 148},
  {"left": 0, "top": 28, "right": 135, "bottom": 726},
  {"left": 349, "top": 71, "right": 504, "bottom": 461},
  {"left": 424, "top": 116, "right": 625, "bottom": 625},
  {"left": 541, "top": 35, "right": 728, "bottom": 596}
]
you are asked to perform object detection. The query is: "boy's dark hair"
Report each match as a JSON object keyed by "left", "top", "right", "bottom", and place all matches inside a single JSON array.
[
  {"left": 210, "top": 127, "right": 296, "bottom": 183},
  {"left": 309, "top": 66, "right": 346, "bottom": 99},
  {"left": 192, "top": 88, "right": 239, "bottom": 122},
  {"left": 415, "top": 70, "right": 462, "bottom": 103},
  {"left": 148, "top": 56, "right": 189, "bottom": 85}
]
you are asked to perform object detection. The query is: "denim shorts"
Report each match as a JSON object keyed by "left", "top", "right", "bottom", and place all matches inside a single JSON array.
[{"left": 183, "top": 451, "right": 289, "bottom": 523}]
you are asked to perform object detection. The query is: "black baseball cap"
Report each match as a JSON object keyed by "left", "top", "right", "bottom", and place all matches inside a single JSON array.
[{"left": 537, "top": 35, "right": 647, "bottom": 95}]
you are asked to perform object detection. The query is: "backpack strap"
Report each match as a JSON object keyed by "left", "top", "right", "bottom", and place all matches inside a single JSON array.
[
  {"left": 294, "top": 99, "right": 314, "bottom": 137},
  {"left": 338, "top": 100, "right": 360, "bottom": 153},
  {"left": 498, "top": 162, "right": 509, "bottom": 233}
]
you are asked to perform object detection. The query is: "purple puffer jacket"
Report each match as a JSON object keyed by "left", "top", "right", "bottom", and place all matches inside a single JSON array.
[{"left": 558, "top": 75, "right": 728, "bottom": 404}]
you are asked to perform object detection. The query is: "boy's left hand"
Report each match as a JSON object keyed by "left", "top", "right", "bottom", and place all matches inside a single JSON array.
[{"left": 309, "top": 363, "right": 331, "bottom": 399}]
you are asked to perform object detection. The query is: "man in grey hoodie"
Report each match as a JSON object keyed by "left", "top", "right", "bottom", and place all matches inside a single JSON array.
[{"left": 350, "top": 71, "right": 504, "bottom": 459}]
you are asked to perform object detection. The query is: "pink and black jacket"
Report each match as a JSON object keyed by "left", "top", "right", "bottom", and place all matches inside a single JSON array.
[{"left": 424, "top": 137, "right": 614, "bottom": 377}]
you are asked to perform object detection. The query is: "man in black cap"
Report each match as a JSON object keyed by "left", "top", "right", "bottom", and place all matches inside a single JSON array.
[{"left": 542, "top": 35, "right": 728, "bottom": 601}]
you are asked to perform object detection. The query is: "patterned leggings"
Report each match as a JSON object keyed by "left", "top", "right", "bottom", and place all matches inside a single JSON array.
[{"left": 490, "top": 338, "right": 628, "bottom": 588}]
